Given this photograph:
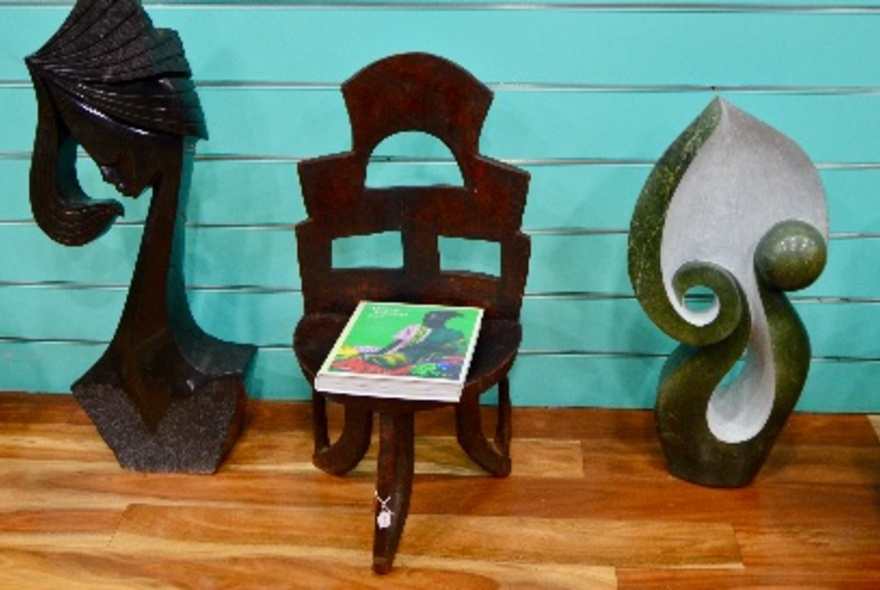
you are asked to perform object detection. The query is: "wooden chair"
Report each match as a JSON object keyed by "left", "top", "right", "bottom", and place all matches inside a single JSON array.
[{"left": 292, "top": 52, "right": 530, "bottom": 573}]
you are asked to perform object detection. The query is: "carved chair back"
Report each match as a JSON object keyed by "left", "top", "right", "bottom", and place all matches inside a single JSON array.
[{"left": 296, "top": 53, "right": 530, "bottom": 321}]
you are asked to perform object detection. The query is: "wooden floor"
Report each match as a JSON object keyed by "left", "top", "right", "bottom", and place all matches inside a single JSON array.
[{"left": 0, "top": 393, "right": 877, "bottom": 589}]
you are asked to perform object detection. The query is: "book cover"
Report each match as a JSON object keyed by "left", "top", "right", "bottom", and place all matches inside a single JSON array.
[{"left": 315, "top": 301, "right": 484, "bottom": 402}]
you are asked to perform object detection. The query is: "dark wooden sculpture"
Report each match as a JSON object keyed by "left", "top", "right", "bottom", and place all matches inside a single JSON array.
[
  {"left": 293, "top": 52, "right": 531, "bottom": 573},
  {"left": 25, "top": 0, "right": 255, "bottom": 473}
]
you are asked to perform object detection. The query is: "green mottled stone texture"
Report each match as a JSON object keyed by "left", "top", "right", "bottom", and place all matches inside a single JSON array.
[
  {"left": 628, "top": 98, "right": 729, "bottom": 347},
  {"left": 656, "top": 284, "right": 810, "bottom": 487},
  {"left": 628, "top": 98, "right": 827, "bottom": 488},
  {"left": 755, "top": 220, "right": 827, "bottom": 292}
]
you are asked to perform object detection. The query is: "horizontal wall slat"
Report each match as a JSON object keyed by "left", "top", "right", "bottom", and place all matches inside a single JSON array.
[
  {"left": 0, "top": 226, "right": 299, "bottom": 289},
  {"left": 0, "top": 226, "right": 141, "bottom": 285},
  {"left": 4, "top": 88, "right": 880, "bottom": 164},
  {"left": 2, "top": 341, "right": 876, "bottom": 412},
  {"left": 3, "top": 227, "right": 880, "bottom": 297},
  {"left": 2, "top": 285, "right": 877, "bottom": 364},
  {"left": 509, "top": 354, "right": 880, "bottom": 411},
  {"left": 7, "top": 1, "right": 880, "bottom": 9},
  {"left": 3, "top": 8, "right": 880, "bottom": 86},
  {"left": 2, "top": 2, "right": 878, "bottom": 411},
  {"left": 3, "top": 159, "right": 879, "bottom": 236},
  {"left": 0, "top": 341, "right": 102, "bottom": 394}
]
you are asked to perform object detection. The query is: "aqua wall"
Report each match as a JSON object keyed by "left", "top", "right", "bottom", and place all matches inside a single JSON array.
[{"left": 1, "top": 1, "right": 879, "bottom": 411}]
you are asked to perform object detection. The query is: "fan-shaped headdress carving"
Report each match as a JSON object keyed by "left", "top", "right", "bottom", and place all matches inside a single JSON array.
[
  {"left": 26, "top": 0, "right": 206, "bottom": 246},
  {"left": 26, "top": 0, "right": 206, "bottom": 138}
]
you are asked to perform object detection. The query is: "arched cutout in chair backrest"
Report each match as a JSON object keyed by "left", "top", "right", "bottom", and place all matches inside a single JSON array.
[
  {"left": 342, "top": 52, "right": 492, "bottom": 188},
  {"left": 366, "top": 131, "right": 465, "bottom": 188}
]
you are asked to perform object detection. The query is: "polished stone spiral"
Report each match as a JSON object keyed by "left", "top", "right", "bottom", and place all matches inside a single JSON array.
[{"left": 628, "top": 98, "right": 828, "bottom": 487}]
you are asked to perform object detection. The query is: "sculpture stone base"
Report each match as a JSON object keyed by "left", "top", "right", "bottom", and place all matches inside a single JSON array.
[
  {"left": 662, "top": 444, "right": 769, "bottom": 489},
  {"left": 74, "top": 378, "right": 246, "bottom": 473}
]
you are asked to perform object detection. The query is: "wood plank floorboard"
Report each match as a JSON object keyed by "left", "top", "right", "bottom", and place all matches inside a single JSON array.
[{"left": 0, "top": 393, "right": 877, "bottom": 589}]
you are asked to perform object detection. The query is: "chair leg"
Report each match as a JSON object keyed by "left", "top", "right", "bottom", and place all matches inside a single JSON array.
[
  {"left": 311, "top": 388, "right": 329, "bottom": 452},
  {"left": 312, "top": 399, "right": 373, "bottom": 476},
  {"left": 455, "top": 379, "right": 512, "bottom": 477},
  {"left": 372, "top": 411, "right": 415, "bottom": 574},
  {"left": 494, "top": 376, "right": 512, "bottom": 456}
]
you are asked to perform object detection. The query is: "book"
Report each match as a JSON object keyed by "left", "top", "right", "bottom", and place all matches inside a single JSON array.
[{"left": 315, "top": 301, "right": 484, "bottom": 402}]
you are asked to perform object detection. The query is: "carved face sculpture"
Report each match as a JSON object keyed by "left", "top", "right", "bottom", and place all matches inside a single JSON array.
[
  {"left": 77, "top": 117, "right": 166, "bottom": 199},
  {"left": 98, "top": 154, "right": 145, "bottom": 198},
  {"left": 49, "top": 102, "right": 165, "bottom": 199},
  {"left": 25, "top": 0, "right": 206, "bottom": 245}
]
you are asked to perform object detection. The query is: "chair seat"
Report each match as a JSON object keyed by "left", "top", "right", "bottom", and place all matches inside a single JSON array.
[{"left": 294, "top": 311, "right": 522, "bottom": 406}]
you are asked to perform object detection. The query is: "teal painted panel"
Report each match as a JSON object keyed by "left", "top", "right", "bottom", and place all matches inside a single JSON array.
[
  {"left": 0, "top": 88, "right": 36, "bottom": 153},
  {"left": 4, "top": 87, "right": 879, "bottom": 165},
  {"left": 0, "top": 341, "right": 101, "bottom": 394},
  {"left": 526, "top": 233, "right": 630, "bottom": 294},
  {"left": 4, "top": 286, "right": 877, "bottom": 362},
  {"left": 0, "top": 157, "right": 285, "bottom": 225},
  {"left": 509, "top": 354, "right": 659, "bottom": 407},
  {"left": 150, "top": 1, "right": 880, "bottom": 6},
  {"left": 0, "top": 225, "right": 141, "bottom": 284},
  {"left": 3, "top": 2, "right": 880, "bottom": 11},
  {"left": 8, "top": 159, "right": 879, "bottom": 237},
  {"left": 0, "top": 227, "right": 292, "bottom": 289},
  {"left": 805, "top": 238, "right": 880, "bottom": 299},
  {"left": 522, "top": 296, "right": 671, "bottom": 353},
  {"left": 189, "top": 289, "right": 302, "bottom": 347},
  {"left": 521, "top": 297, "right": 880, "bottom": 360},
  {"left": 187, "top": 90, "right": 880, "bottom": 162},
  {"left": 245, "top": 350, "right": 880, "bottom": 411},
  {"left": 0, "top": 286, "right": 302, "bottom": 348},
  {"left": 36, "top": 1, "right": 880, "bottom": 7},
  {"left": 152, "top": 9, "right": 880, "bottom": 88},
  {"left": 4, "top": 8, "right": 879, "bottom": 86},
  {"left": 485, "top": 92, "right": 880, "bottom": 163},
  {"left": 188, "top": 160, "right": 304, "bottom": 225},
  {"left": 0, "top": 286, "right": 123, "bottom": 342},
  {"left": 333, "top": 232, "right": 404, "bottom": 269},
  {"left": 0, "top": 151, "right": 177, "bottom": 224},
  {"left": 3, "top": 2, "right": 879, "bottom": 412},
  {"left": 0, "top": 224, "right": 300, "bottom": 289},
  {"left": 509, "top": 354, "right": 880, "bottom": 412},
  {"left": 183, "top": 227, "right": 299, "bottom": 289},
  {"left": 247, "top": 348, "right": 310, "bottom": 401},
  {"left": 6, "top": 224, "right": 880, "bottom": 301},
  {"left": 3, "top": 341, "right": 878, "bottom": 412},
  {"left": 523, "top": 164, "right": 649, "bottom": 230},
  {"left": 822, "top": 167, "right": 880, "bottom": 236},
  {"left": 527, "top": 233, "right": 880, "bottom": 300},
  {"left": 0, "top": 340, "right": 312, "bottom": 400},
  {"left": 798, "top": 301, "right": 880, "bottom": 359},
  {"left": 439, "top": 237, "right": 501, "bottom": 276},
  {"left": 196, "top": 88, "right": 350, "bottom": 159},
  {"left": 802, "top": 360, "right": 880, "bottom": 412},
  {"left": 0, "top": 158, "right": 32, "bottom": 220}
]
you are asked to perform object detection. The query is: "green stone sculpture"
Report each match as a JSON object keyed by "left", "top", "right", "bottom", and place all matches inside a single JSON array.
[{"left": 628, "top": 98, "right": 828, "bottom": 487}]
